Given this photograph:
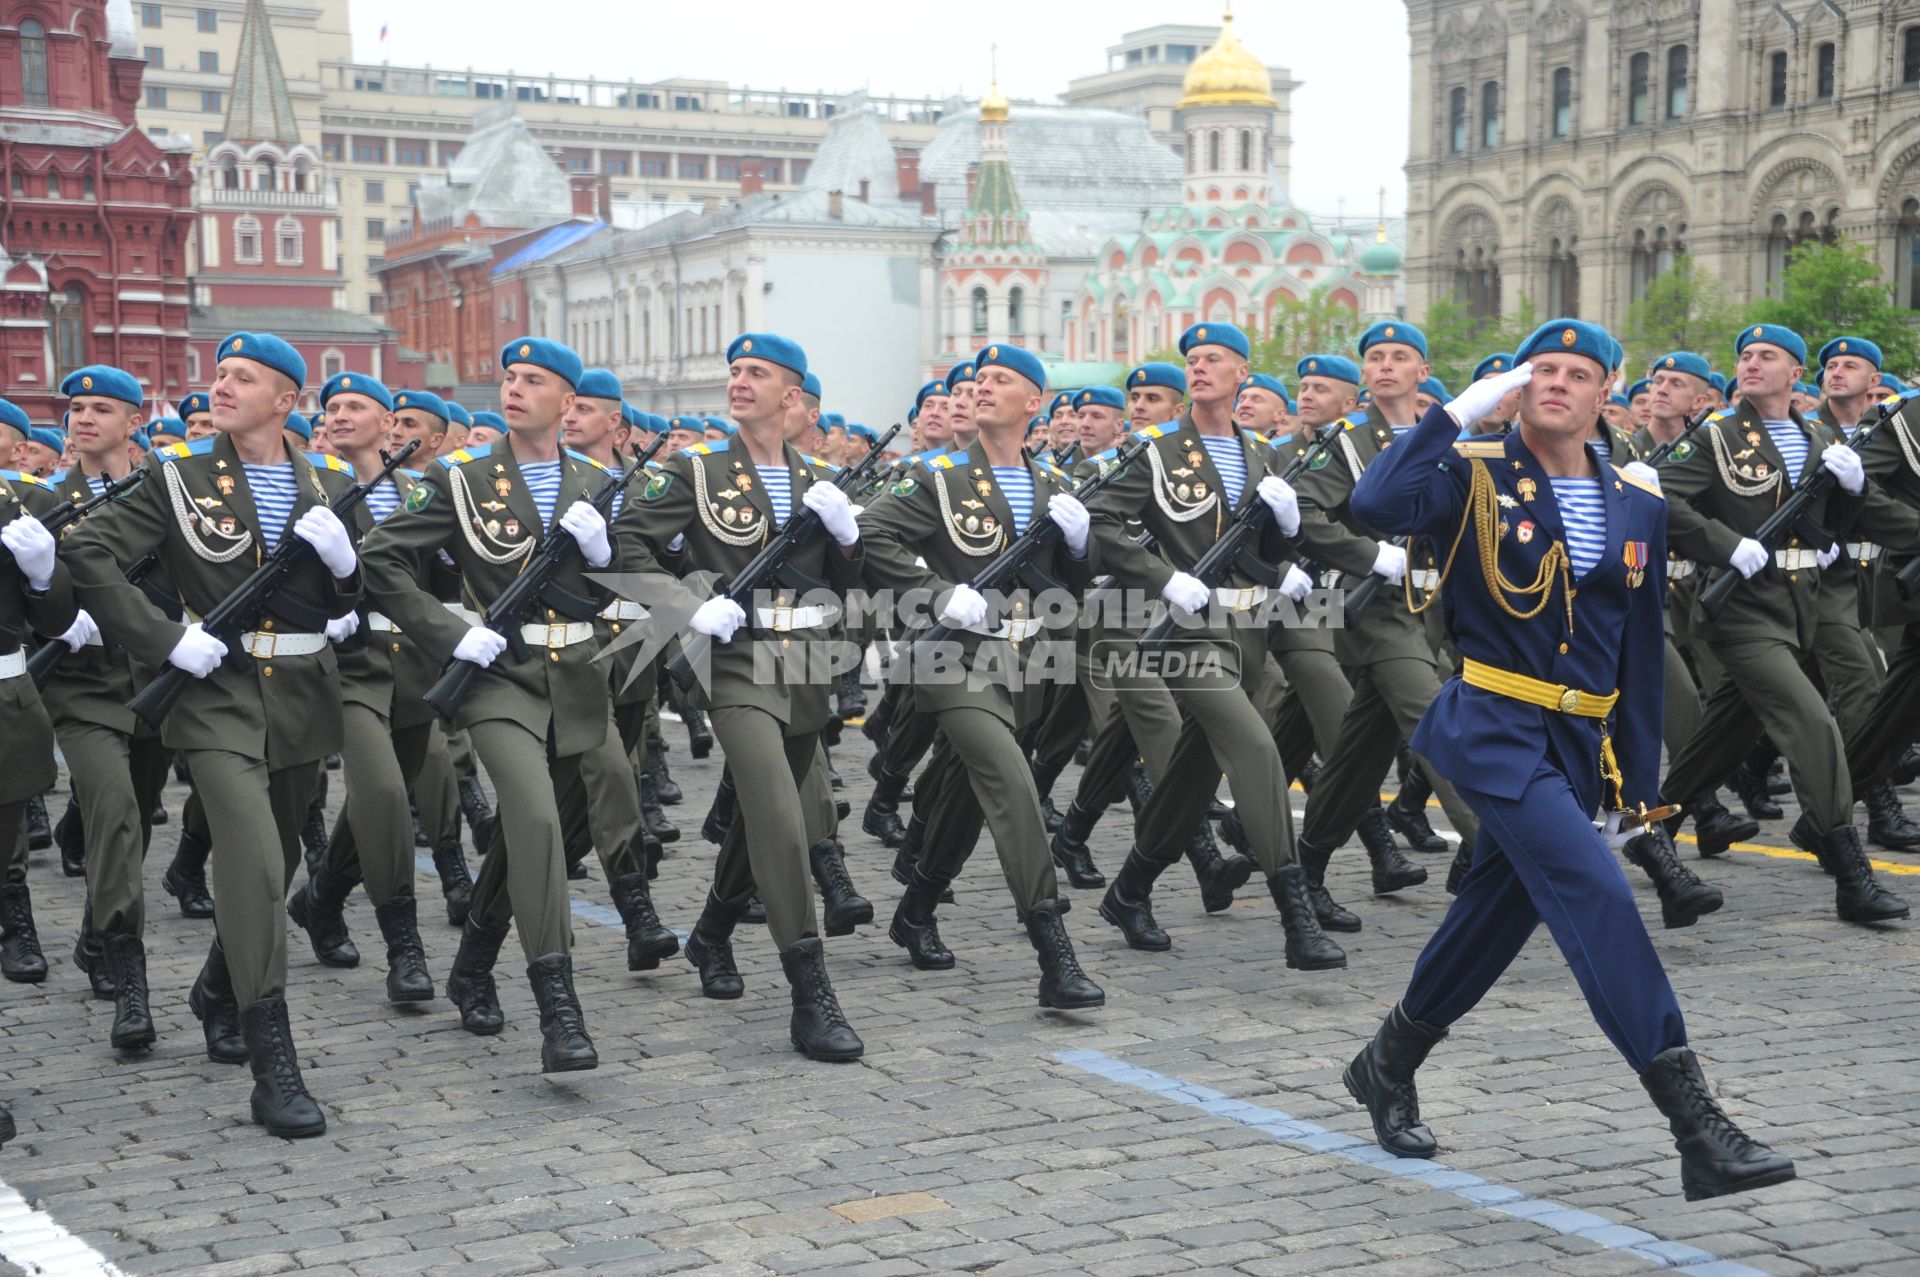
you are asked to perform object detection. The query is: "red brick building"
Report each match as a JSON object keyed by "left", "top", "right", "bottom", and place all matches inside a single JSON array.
[{"left": 0, "top": 0, "right": 195, "bottom": 422}]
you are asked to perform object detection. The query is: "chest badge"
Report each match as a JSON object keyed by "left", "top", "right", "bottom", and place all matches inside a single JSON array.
[
  {"left": 1498, "top": 517, "right": 1511, "bottom": 540},
  {"left": 722, "top": 506, "right": 738, "bottom": 525},
  {"left": 494, "top": 477, "right": 512, "bottom": 498},
  {"left": 218, "top": 517, "right": 237, "bottom": 536},
  {"left": 1517, "top": 477, "right": 1537, "bottom": 502},
  {"left": 1517, "top": 520, "right": 1535, "bottom": 545},
  {"left": 737, "top": 472, "right": 753, "bottom": 491},
  {"left": 216, "top": 474, "right": 235, "bottom": 496},
  {"left": 1496, "top": 492, "right": 1518, "bottom": 510},
  {"left": 1187, "top": 449, "right": 1204, "bottom": 469},
  {"left": 1192, "top": 481, "right": 1208, "bottom": 500},
  {"left": 976, "top": 478, "right": 993, "bottom": 499},
  {"left": 1755, "top": 462, "right": 1770, "bottom": 477},
  {"left": 1624, "top": 540, "right": 1649, "bottom": 588},
  {"left": 504, "top": 518, "right": 521, "bottom": 538},
  {"left": 740, "top": 508, "right": 757, "bottom": 525}
]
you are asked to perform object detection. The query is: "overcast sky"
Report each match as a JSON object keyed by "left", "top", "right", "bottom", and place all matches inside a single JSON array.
[{"left": 350, "top": 1, "right": 1411, "bottom": 221}]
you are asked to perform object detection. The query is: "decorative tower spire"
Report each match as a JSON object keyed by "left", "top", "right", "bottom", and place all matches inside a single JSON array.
[{"left": 224, "top": 0, "right": 302, "bottom": 146}]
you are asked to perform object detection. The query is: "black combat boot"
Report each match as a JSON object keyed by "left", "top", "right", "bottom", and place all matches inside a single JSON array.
[
  {"left": 1623, "top": 827, "right": 1725, "bottom": 929},
  {"left": 889, "top": 813, "right": 950, "bottom": 900},
  {"left": 526, "top": 953, "right": 597, "bottom": 1073},
  {"left": 162, "top": 827, "right": 215, "bottom": 918},
  {"left": 1121, "top": 761, "right": 1153, "bottom": 819},
  {"left": 1184, "top": 821, "right": 1253, "bottom": 913},
  {"left": 71, "top": 899, "right": 113, "bottom": 998},
  {"left": 412, "top": 803, "right": 427, "bottom": 848},
  {"left": 779, "top": 937, "right": 865, "bottom": 1061},
  {"left": 431, "top": 835, "right": 473, "bottom": 927},
  {"left": 0, "top": 884, "right": 47, "bottom": 984},
  {"left": 1444, "top": 839, "right": 1474, "bottom": 895},
  {"left": 1297, "top": 755, "right": 1321, "bottom": 793},
  {"left": 1730, "top": 753, "right": 1783, "bottom": 821},
  {"left": 102, "top": 934, "right": 156, "bottom": 1050},
  {"left": 1787, "top": 812, "right": 1829, "bottom": 871},
  {"left": 809, "top": 839, "right": 873, "bottom": 936},
  {"left": 888, "top": 864, "right": 955, "bottom": 969},
  {"left": 150, "top": 801, "right": 169, "bottom": 828},
  {"left": 609, "top": 872, "right": 679, "bottom": 971},
  {"left": 836, "top": 667, "right": 868, "bottom": 721},
  {"left": 1099, "top": 848, "right": 1172, "bottom": 951},
  {"left": 1387, "top": 768, "right": 1448, "bottom": 853},
  {"left": 54, "top": 799, "right": 85, "bottom": 877},
  {"left": 1691, "top": 792, "right": 1759, "bottom": 858},
  {"left": 1825, "top": 824, "right": 1911, "bottom": 924},
  {"left": 240, "top": 997, "right": 327, "bottom": 1138},
  {"left": 1895, "top": 745, "right": 1920, "bottom": 786},
  {"left": 1357, "top": 807, "right": 1428, "bottom": 894},
  {"left": 445, "top": 918, "right": 508, "bottom": 1035},
  {"left": 638, "top": 771, "right": 680, "bottom": 845},
  {"left": 0, "top": 1104, "right": 15, "bottom": 1148},
  {"left": 1049, "top": 800, "right": 1107, "bottom": 889},
  {"left": 685, "top": 892, "right": 746, "bottom": 999},
  {"left": 680, "top": 703, "right": 714, "bottom": 758},
  {"left": 298, "top": 794, "right": 329, "bottom": 879},
  {"left": 1295, "top": 837, "right": 1361, "bottom": 933},
  {"left": 701, "top": 771, "right": 737, "bottom": 845},
  {"left": 645, "top": 734, "right": 683, "bottom": 806},
  {"left": 1032, "top": 759, "right": 1065, "bottom": 833},
  {"left": 24, "top": 794, "right": 49, "bottom": 851},
  {"left": 861, "top": 685, "right": 896, "bottom": 746},
  {"left": 1343, "top": 1004, "right": 1448, "bottom": 1157},
  {"left": 457, "top": 774, "right": 496, "bottom": 849},
  {"left": 743, "top": 894, "right": 767, "bottom": 923},
  {"left": 1269, "top": 865, "right": 1347, "bottom": 970},
  {"left": 374, "top": 895, "right": 434, "bottom": 1003},
  {"left": 189, "top": 938, "right": 249, "bottom": 1063},
  {"left": 1640, "top": 1046, "right": 1796, "bottom": 1201},
  {"left": 862, "top": 766, "right": 910, "bottom": 848},
  {"left": 1217, "top": 806, "right": 1250, "bottom": 854},
  {"left": 1866, "top": 781, "right": 1920, "bottom": 851},
  {"left": 287, "top": 865, "right": 360, "bottom": 968},
  {"left": 1024, "top": 898, "right": 1105, "bottom": 1011}
]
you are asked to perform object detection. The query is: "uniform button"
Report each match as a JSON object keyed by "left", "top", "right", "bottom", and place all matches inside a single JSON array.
[
  {"left": 263, "top": 619, "right": 275, "bottom": 630},
  {"left": 1789, "top": 538, "right": 1799, "bottom": 549},
  {"left": 547, "top": 609, "right": 557, "bottom": 620},
  {"left": 391, "top": 641, "right": 401, "bottom": 653},
  {"left": 549, "top": 651, "right": 560, "bottom": 663},
  {"left": 610, "top": 622, "right": 621, "bottom": 634},
  {"left": 262, "top": 665, "right": 273, "bottom": 677},
  {"left": 1789, "top": 573, "right": 1799, "bottom": 583},
  {"left": 1558, "top": 642, "right": 1569, "bottom": 654}
]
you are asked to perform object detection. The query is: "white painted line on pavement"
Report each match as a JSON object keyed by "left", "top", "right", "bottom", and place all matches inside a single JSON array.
[
  {"left": 1056, "top": 1049, "right": 1769, "bottom": 1276},
  {"left": 0, "top": 1182, "right": 130, "bottom": 1277}
]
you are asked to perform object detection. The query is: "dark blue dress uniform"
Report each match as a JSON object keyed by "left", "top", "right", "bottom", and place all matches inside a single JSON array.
[{"left": 1350, "top": 401, "right": 1685, "bottom": 1074}]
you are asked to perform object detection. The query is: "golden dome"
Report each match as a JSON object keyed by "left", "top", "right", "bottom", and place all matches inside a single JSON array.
[
  {"left": 1178, "top": 6, "right": 1276, "bottom": 110},
  {"left": 980, "top": 78, "right": 1010, "bottom": 125}
]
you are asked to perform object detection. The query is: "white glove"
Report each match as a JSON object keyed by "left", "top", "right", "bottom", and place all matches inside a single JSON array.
[
  {"left": 293, "top": 506, "right": 357, "bottom": 579},
  {"left": 1817, "top": 542, "right": 1841, "bottom": 569},
  {"left": 1, "top": 514, "right": 57, "bottom": 591},
  {"left": 690, "top": 596, "right": 747, "bottom": 644},
  {"left": 1729, "top": 537, "right": 1768, "bottom": 579},
  {"left": 1371, "top": 541, "right": 1408, "bottom": 583},
  {"left": 57, "top": 609, "right": 99, "bottom": 652},
  {"left": 325, "top": 613, "right": 362, "bottom": 644},
  {"left": 1044, "top": 493, "right": 1090, "bottom": 557},
  {"left": 1601, "top": 811, "right": 1633, "bottom": 853},
  {"left": 453, "top": 625, "right": 508, "bottom": 668},
  {"left": 1623, "top": 460, "right": 1661, "bottom": 493},
  {"left": 1446, "top": 363, "right": 1533, "bottom": 429},
  {"left": 801, "top": 482, "right": 860, "bottom": 548},
  {"left": 1161, "top": 571, "right": 1210, "bottom": 615},
  {"left": 1820, "top": 443, "right": 1864, "bottom": 495},
  {"left": 166, "top": 622, "right": 227, "bottom": 678},
  {"left": 938, "top": 583, "right": 988, "bottom": 630},
  {"left": 1256, "top": 475, "right": 1302, "bottom": 537},
  {"left": 559, "top": 500, "right": 613, "bottom": 567},
  {"left": 1279, "top": 563, "right": 1313, "bottom": 602}
]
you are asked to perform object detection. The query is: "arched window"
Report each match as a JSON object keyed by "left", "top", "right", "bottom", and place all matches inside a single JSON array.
[
  {"left": 1548, "top": 236, "right": 1580, "bottom": 315},
  {"left": 1815, "top": 42, "right": 1835, "bottom": 101},
  {"left": 1666, "top": 46, "right": 1688, "bottom": 118},
  {"left": 49, "top": 286, "right": 86, "bottom": 378},
  {"left": 1112, "top": 299, "right": 1130, "bottom": 355},
  {"left": 1898, "top": 199, "right": 1920, "bottom": 311},
  {"left": 970, "top": 286, "right": 989, "bottom": 337},
  {"left": 1628, "top": 52, "right": 1650, "bottom": 124},
  {"left": 221, "top": 158, "right": 239, "bottom": 190},
  {"left": 1765, "top": 214, "right": 1790, "bottom": 294},
  {"left": 274, "top": 216, "right": 302, "bottom": 265},
  {"left": 321, "top": 349, "right": 345, "bottom": 379},
  {"left": 1768, "top": 51, "right": 1788, "bottom": 107},
  {"left": 259, "top": 157, "right": 277, "bottom": 191},
  {"left": 1630, "top": 224, "right": 1682, "bottom": 300},
  {"left": 1008, "top": 286, "right": 1025, "bottom": 337},
  {"left": 1449, "top": 87, "right": 1467, "bottom": 152},
  {"left": 19, "top": 20, "right": 49, "bottom": 107},
  {"left": 1238, "top": 129, "right": 1252, "bottom": 171},
  {"left": 1551, "top": 67, "right": 1573, "bottom": 138},
  {"left": 234, "top": 215, "right": 261, "bottom": 264},
  {"left": 1185, "top": 134, "right": 1196, "bottom": 175},
  {"left": 1208, "top": 131, "right": 1221, "bottom": 171},
  {"left": 1481, "top": 81, "right": 1500, "bottom": 147}
]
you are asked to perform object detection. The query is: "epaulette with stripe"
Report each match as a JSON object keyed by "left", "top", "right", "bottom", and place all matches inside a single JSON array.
[
  {"left": 306, "top": 451, "right": 355, "bottom": 478},
  {"left": 566, "top": 447, "right": 611, "bottom": 473},
  {"left": 159, "top": 437, "right": 216, "bottom": 462},
  {"left": 1452, "top": 440, "right": 1504, "bottom": 458},
  {"left": 1129, "top": 423, "right": 1171, "bottom": 442},
  {"left": 804, "top": 454, "right": 841, "bottom": 474},
  {"left": 688, "top": 438, "right": 730, "bottom": 456},
  {"left": 1614, "top": 463, "right": 1666, "bottom": 500},
  {"left": 0, "top": 468, "right": 48, "bottom": 486},
  {"left": 1040, "top": 460, "right": 1067, "bottom": 481},
  {"left": 1339, "top": 409, "right": 1373, "bottom": 432},
  {"left": 437, "top": 448, "right": 475, "bottom": 469},
  {"left": 927, "top": 451, "right": 970, "bottom": 470},
  {"left": 399, "top": 469, "right": 425, "bottom": 481}
]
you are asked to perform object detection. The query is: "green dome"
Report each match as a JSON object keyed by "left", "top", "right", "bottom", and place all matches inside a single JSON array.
[{"left": 1360, "top": 232, "right": 1403, "bottom": 275}]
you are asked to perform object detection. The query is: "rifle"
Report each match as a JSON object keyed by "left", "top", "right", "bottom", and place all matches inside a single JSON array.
[
  {"left": 1137, "top": 423, "right": 1339, "bottom": 652},
  {"left": 423, "top": 437, "right": 664, "bottom": 720},
  {"left": 127, "top": 441, "right": 421, "bottom": 730},
  {"left": 666, "top": 424, "right": 901, "bottom": 692},
  {"left": 39, "top": 467, "right": 149, "bottom": 537},
  {"left": 1700, "top": 398, "right": 1899, "bottom": 621},
  {"left": 1641, "top": 405, "right": 1716, "bottom": 467}
]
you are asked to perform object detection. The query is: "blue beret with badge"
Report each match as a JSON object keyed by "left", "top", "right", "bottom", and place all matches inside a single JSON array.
[
  {"left": 319, "top": 371, "right": 394, "bottom": 412},
  {"left": 1072, "top": 385, "right": 1125, "bottom": 411},
  {"left": 1358, "top": 320, "right": 1427, "bottom": 359},
  {"left": 801, "top": 371, "right": 823, "bottom": 400},
  {"left": 1708, "top": 371, "right": 1729, "bottom": 394},
  {"left": 945, "top": 360, "right": 976, "bottom": 392},
  {"left": 176, "top": 391, "right": 210, "bottom": 419},
  {"left": 445, "top": 402, "right": 473, "bottom": 429},
  {"left": 1129, "top": 361, "right": 1188, "bottom": 394},
  {"left": 575, "top": 368, "right": 623, "bottom": 401},
  {"left": 1237, "top": 374, "right": 1288, "bottom": 401},
  {"left": 1652, "top": 351, "right": 1712, "bottom": 381},
  {"left": 1178, "top": 321, "right": 1250, "bottom": 360},
  {"left": 0, "top": 399, "right": 31, "bottom": 434},
  {"left": 1627, "top": 378, "right": 1652, "bottom": 401},
  {"left": 392, "top": 388, "right": 450, "bottom": 422},
  {"left": 665, "top": 415, "right": 701, "bottom": 433},
  {"left": 1818, "top": 336, "right": 1882, "bottom": 370},
  {"left": 1516, "top": 318, "right": 1613, "bottom": 372},
  {"left": 1026, "top": 415, "right": 1047, "bottom": 436},
  {"left": 1735, "top": 322, "right": 1807, "bottom": 365},
  {"left": 726, "top": 332, "right": 807, "bottom": 378},
  {"left": 471, "top": 410, "right": 507, "bottom": 432},
  {"left": 1472, "top": 353, "right": 1515, "bottom": 382},
  {"left": 1048, "top": 390, "right": 1075, "bottom": 416},
  {"left": 915, "top": 380, "right": 949, "bottom": 414},
  {"left": 1296, "top": 354, "right": 1360, "bottom": 386},
  {"left": 500, "top": 336, "right": 583, "bottom": 387},
  {"left": 217, "top": 332, "right": 306, "bottom": 388},
  {"left": 60, "top": 365, "right": 143, "bottom": 407},
  {"left": 283, "top": 411, "right": 313, "bottom": 441},
  {"left": 145, "top": 415, "right": 187, "bottom": 442},
  {"left": 1418, "top": 375, "right": 1450, "bottom": 400},
  {"left": 974, "top": 343, "right": 1046, "bottom": 392}
]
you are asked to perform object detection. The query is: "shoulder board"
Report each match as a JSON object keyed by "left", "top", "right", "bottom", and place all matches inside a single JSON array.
[
  {"left": 1091, "top": 445, "right": 1123, "bottom": 463},
  {"left": 0, "top": 469, "right": 47, "bottom": 487},
  {"left": 643, "top": 458, "right": 665, "bottom": 472},
  {"left": 1339, "top": 411, "right": 1372, "bottom": 433},
  {"left": 1042, "top": 461, "right": 1067, "bottom": 481},
  {"left": 48, "top": 469, "right": 71, "bottom": 485},
  {"left": 1614, "top": 463, "right": 1666, "bottom": 500},
  {"left": 688, "top": 439, "right": 730, "bottom": 456},
  {"left": 1130, "top": 424, "right": 1170, "bottom": 442},
  {"left": 399, "top": 469, "right": 425, "bottom": 481},
  {"left": 804, "top": 455, "right": 841, "bottom": 474},
  {"left": 565, "top": 448, "right": 611, "bottom": 473},
  {"left": 436, "top": 448, "right": 475, "bottom": 470},
  {"left": 160, "top": 437, "right": 216, "bottom": 462},
  {"left": 306, "top": 451, "right": 355, "bottom": 478},
  {"left": 929, "top": 451, "right": 968, "bottom": 470},
  {"left": 1707, "top": 410, "right": 1734, "bottom": 425},
  {"left": 1452, "top": 440, "right": 1504, "bottom": 458}
]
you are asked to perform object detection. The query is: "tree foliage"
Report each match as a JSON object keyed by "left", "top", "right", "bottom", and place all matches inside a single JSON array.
[
  {"left": 1620, "top": 258, "right": 1744, "bottom": 373},
  {"left": 1743, "top": 239, "right": 1920, "bottom": 378}
]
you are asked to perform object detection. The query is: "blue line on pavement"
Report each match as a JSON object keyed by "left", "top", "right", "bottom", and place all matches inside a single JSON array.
[
  {"left": 412, "top": 854, "right": 683, "bottom": 938},
  {"left": 1054, "top": 1049, "right": 1768, "bottom": 1276}
]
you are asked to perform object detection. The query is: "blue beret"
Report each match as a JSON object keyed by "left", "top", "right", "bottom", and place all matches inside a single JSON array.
[
  {"left": 1627, "top": 379, "right": 1652, "bottom": 401},
  {"left": 1881, "top": 373, "right": 1912, "bottom": 394},
  {"left": 1048, "top": 391, "right": 1075, "bottom": 416},
  {"left": 974, "top": 343, "right": 1046, "bottom": 392},
  {"left": 646, "top": 413, "right": 670, "bottom": 434},
  {"left": 575, "top": 369, "right": 623, "bottom": 401},
  {"left": 1026, "top": 415, "right": 1047, "bottom": 436},
  {"left": 446, "top": 402, "right": 474, "bottom": 429},
  {"left": 618, "top": 403, "right": 643, "bottom": 429},
  {"left": 726, "top": 332, "right": 806, "bottom": 378},
  {"left": 945, "top": 360, "right": 976, "bottom": 391},
  {"left": 915, "top": 380, "right": 950, "bottom": 414},
  {"left": 1516, "top": 318, "right": 1613, "bottom": 371},
  {"left": 1818, "top": 336, "right": 1882, "bottom": 369},
  {"left": 319, "top": 371, "right": 394, "bottom": 412},
  {"left": 1358, "top": 320, "right": 1427, "bottom": 359},
  {"left": 706, "top": 418, "right": 737, "bottom": 436},
  {"left": 61, "top": 365, "right": 143, "bottom": 408},
  {"left": 1072, "top": 385, "right": 1125, "bottom": 411},
  {"left": 1605, "top": 335, "right": 1625, "bottom": 372},
  {"left": 1472, "top": 354, "right": 1515, "bottom": 381},
  {"left": 1707, "top": 372, "right": 1729, "bottom": 394},
  {"left": 470, "top": 411, "right": 507, "bottom": 432},
  {"left": 824, "top": 412, "right": 846, "bottom": 430},
  {"left": 176, "top": 392, "right": 210, "bottom": 419},
  {"left": 1236, "top": 374, "right": 1289, "bottom": 402},
  {"left": 1607, "top": 393, "right": 1630, "bottom": 409},
  {"left": 283, "top": 412, "right": 313, "bottom": 441},
  {"left": 1418, "top": 376, "right": 1450, "bottom": 400},
  {"left": 500, "top": 336, "right": 583, "bottom": 387},
  {"left": 145, "top": 416, "right": 187, "bottom": 441},
  {"left": 1651, "top": 352, "right": 1712, "bottom": 381},
  {"left": 1178, "top": 321, "right": 1251, "bottom": 360},
  {"left": 1794, "top": 381, "right": 1820, "bottom": 397},
  {"left": 848, "top": 423, "right": 878, "bottom": 443},
  {"left": 27, "top": 426, "right": 65, "bottom": 453},
  {"left": 130, "top": 431, "right": 151, "bottom": 453},
  {"left": 1296, "top": 354, "right": 1360, "bottom": 385},
  {"left": 217, "top": 332, "right": 305, "bottom": 388},
  {"left": 392, "top": 389, "right": 451, "bottom": 422},
  {"left": 1735, "top": 323, "right": 1807, "bottom": 365},
  {"left": 801, "top": 371, "right": 823, "bottom": 400},
  {"left": 665, "top": 415, "right": 702, "bottom": 433},
  {"left": 1127, "top": 362, "right": 1188, "bottom": 394}
]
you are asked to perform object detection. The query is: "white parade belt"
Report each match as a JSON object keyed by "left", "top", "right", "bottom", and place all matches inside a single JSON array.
[
  {"left": 239, "top": 630, "right": 327, "bottom": 658},
  {"left": 1667, "top": 560, "right": 1696, "bottom": 580},
  {"left": 1213, "top": 585, "right": 1269, "bottom": 611},
  {"left": 963, "top": 616, "right": 1043, "bottom": 642},
  {"left": 443, "top": 601, "right": 481, "bottom": 624},
  {"left": 1408, "top": 569, "right": 1441, "bottom": 592},
  {"left": 367, "top": 611, "right": 399, "bottom": 633},
  {"left": 756, "top": 604, "right": 832, "bottom": 632},
  {"left": 0, "top": 648, "right": 24, "bottom": 680},
  {"left": 519, "top": 621, "right": 595, "bottom": 649},
  {"left": 600, "top": 600, "right": 649, "bottom": 622},
  {"left": 1319, "top": 569, "right": 1343, "bottom": 589},
  {"left": 1774, "top": 548, "right": 1819, "bottom": 571},
  {"left": 1848, "top": 542, "right": 1881, "bottom": 562}
]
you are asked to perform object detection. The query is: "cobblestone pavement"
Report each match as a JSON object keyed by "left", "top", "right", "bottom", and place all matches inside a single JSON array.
[{"left": 2, "top": 727, "right": 1916, "bottom": 1277}]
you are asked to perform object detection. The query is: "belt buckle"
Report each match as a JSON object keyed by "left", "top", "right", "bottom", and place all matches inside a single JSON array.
[
  {"left": 1557, "top": 687, "right": 1581, "bottom": 713},
  {"left": 247, "top": 631, "right": 277, "bottom": 660},
  {"left": 545, "top": 622, "right": 569, "bottom": 649},
  {"left": 1229, "top": 586, "right": 1252, "bottom": 611},
  {"left": 769, "top": 605, "right": 793, "bottom": 633}
]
